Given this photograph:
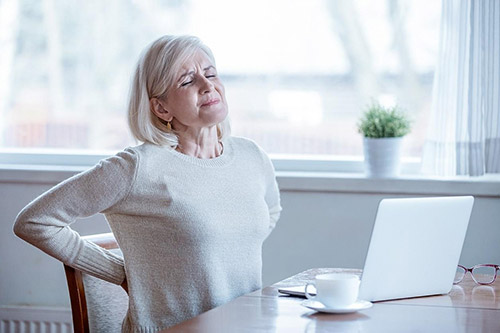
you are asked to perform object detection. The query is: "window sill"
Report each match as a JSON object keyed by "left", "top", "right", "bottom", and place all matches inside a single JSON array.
[
  {"left": 1, "top": 164, "right": 499, "bottom": 198},
  {"left": 276, "top": 171, "right": 500, "bottom": 197}
]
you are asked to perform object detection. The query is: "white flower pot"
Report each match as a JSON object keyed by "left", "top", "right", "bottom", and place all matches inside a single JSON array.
[{"left": 363, "top": 137, "right": 403, "bottom": 178}]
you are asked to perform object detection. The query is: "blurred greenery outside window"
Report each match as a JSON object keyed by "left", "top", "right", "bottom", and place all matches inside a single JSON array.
[{"left": 0, "top": 0, "right": 441, "bottom": 162}]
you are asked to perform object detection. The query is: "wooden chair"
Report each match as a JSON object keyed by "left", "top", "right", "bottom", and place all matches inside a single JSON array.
[{"left": 64, "top": 232, "right": 128, "bottom": 333}]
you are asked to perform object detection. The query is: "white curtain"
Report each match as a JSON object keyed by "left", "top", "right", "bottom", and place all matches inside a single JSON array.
[{"left": 422, "top": 0, "right": 500, "bottom": 176}]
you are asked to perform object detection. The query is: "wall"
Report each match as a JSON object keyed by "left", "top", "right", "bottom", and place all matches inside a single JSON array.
[
  {"left": 263, "top": 189, "right": 500, "bottom": 285},
  {"left": 1, "top": 169, "right": 499, "bottom": 311}
]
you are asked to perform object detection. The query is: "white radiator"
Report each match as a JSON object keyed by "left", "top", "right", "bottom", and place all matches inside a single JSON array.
[{"left": 0, "top": 306, "right": 72, "bottom": 333}]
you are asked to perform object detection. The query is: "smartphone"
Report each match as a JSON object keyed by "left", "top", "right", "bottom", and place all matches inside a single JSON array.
[{"left": 277, "top": 285, "right": 316, "bottom": 298}]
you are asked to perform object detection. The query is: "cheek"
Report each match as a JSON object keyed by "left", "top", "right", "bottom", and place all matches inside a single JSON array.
[
  {"left": 170, "top": 92, "right": 195, "bottom": 111},
  {"left": 217, "top": 86, "right": 228, "bottom": 110},
  {"left": 217, "top": 84, "right": 227, "bottom": 103}
]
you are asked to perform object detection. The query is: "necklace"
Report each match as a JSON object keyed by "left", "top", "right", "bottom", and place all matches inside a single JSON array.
[{"left": 219, "top": 141, "right": 224, "bottom": 155}]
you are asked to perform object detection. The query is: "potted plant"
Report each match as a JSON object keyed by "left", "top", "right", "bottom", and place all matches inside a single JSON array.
[{"left": 358, "top": 102, "right": 411, "bottom": 178}]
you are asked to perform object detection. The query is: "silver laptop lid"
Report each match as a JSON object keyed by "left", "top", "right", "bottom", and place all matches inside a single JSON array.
[{"left": 358, "top": 196, "right": 474, "bottom": 302}]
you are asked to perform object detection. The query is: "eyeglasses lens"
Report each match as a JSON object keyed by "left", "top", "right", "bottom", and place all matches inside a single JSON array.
[
  {"left": 454, "top": 266, "right": 466, "bottom": 284},
  {"left": 472, "top": 266, "right": 496, "bottom": 284}
]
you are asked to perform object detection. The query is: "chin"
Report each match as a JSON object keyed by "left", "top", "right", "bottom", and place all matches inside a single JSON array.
[{"left": 207, "top": 106, "right": 228, "bottom": 125}]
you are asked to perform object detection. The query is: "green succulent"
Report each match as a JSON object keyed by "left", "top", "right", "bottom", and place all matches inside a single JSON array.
[{"left": 358, "top": 102, "right": 411, "bottom": 138}]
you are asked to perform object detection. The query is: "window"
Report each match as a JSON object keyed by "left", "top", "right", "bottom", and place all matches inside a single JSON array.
[{"left": 0, "top": 0, "right": 441, "bottom": 162}]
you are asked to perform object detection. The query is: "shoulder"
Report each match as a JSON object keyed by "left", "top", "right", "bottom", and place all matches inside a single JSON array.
[
  {"left": 118, "top": 142, "right": 169, "bottom": 163},
  {"left": 119, "top": 142, "right": 180, "bottom": 177},
  {"left": 227, "top": 136, "right": 273, "bottom": 167},
  {"left": 124, "top": 141, "right": 159, "bottom": 155},
  {"left": 228, "top": 136, "right": 267, "bottom": 156},
  {"left": 94, "top": 143, "right": 155, "bottom": 175},
  {"left": 101, "top": 145, "right": 140, "bottom": 167}
]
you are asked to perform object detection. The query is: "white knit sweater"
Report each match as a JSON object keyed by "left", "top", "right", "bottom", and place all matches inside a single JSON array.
[{"left": 14, "top": 136, "right": 281, "bottom": 332}]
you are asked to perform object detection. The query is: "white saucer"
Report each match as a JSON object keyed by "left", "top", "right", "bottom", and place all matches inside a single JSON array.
[{"left": 301, "top": 299, "right": 373, "bottom": 314}]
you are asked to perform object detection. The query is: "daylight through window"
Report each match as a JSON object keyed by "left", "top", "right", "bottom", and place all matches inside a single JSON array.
[{"left": 0, "top": 0, "right": 441, "bottom": 159}]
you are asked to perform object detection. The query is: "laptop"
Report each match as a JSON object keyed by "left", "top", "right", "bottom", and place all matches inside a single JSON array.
[{"left": 278, "top": 196, "right": 474, "bottom": 302}]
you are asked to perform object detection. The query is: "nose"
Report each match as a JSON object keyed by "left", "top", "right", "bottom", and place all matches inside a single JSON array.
[{"left": 199, "top": 76, "right": 214, "bottom": 94}]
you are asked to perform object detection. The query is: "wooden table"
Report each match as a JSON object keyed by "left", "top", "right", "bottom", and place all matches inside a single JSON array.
[{"left": 164, "top": 268, "right": 500, "bottom": 332}]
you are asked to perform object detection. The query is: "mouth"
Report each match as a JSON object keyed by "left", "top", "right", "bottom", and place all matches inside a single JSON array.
[{"left": 200, "top": 99, "right": 220, "bottom": 107}]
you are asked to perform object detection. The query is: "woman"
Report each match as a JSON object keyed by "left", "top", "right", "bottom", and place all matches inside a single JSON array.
[{"left": 14, "top": 35, "right": 281, "bottom": 332}]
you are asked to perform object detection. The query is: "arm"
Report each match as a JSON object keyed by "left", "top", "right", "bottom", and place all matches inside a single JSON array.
[
  {"left": 13, "top": 148, "right": 139, "bottom": 285},
  {"left": 261, "top": 150, "right": 282, "bottom": 236}
]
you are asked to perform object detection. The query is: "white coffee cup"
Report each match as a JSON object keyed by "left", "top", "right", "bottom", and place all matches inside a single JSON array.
[{"left": 304, "top": 273, "right": 360, "bottom": 308}]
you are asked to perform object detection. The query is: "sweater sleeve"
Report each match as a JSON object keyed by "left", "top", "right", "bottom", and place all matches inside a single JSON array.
[
  {"left": 259, "top": 149, "right": 282, "bottom": 235},
  {"left": 13, "top": 148, "right": 139, "bottom": 285}
]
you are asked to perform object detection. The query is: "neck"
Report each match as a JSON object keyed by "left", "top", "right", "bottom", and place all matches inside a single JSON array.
[{"left": 175, "top": 126, "right": 223, "bottom": 159}]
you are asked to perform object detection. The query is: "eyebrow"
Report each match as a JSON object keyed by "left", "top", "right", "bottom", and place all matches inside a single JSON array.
[{"left": 177, "top": 66, "right": 216, "bottom": 82}]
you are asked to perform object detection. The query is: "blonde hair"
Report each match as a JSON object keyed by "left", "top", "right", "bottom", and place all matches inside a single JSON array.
[{"left": 127, "top": 35, "right": 231, "bottom": 146}]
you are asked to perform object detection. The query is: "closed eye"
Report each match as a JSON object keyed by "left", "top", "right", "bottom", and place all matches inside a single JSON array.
[{"left": 181, "top": 80, "right": 193, "bottom": 87}]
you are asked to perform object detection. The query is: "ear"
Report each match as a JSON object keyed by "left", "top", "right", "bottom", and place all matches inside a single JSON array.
[{"left": 150, "top": 98, "right": 173, "bottom": 122}]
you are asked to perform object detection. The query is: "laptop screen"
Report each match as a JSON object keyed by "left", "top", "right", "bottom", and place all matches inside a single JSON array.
[{"left": 358, "top": 196, "right": 474, "bottom": 302}]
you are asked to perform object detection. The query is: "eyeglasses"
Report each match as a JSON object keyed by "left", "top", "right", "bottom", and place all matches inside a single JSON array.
[{"left": 454, "top": 264, "right": 500, "bottom": 285}]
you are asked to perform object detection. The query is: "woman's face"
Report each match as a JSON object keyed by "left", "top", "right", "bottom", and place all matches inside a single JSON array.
[{"left": 159, "top": 50, "right": 228, "bottom": 131}]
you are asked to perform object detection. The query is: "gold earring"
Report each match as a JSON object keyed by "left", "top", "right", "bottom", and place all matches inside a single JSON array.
[{"left": 166, "top": 121, "right": 172, "bottom": 131}]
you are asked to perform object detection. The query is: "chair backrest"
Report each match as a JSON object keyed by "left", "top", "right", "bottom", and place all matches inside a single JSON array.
[{"left": 64, "top": 232, "right": 129, "bottom": 333}]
